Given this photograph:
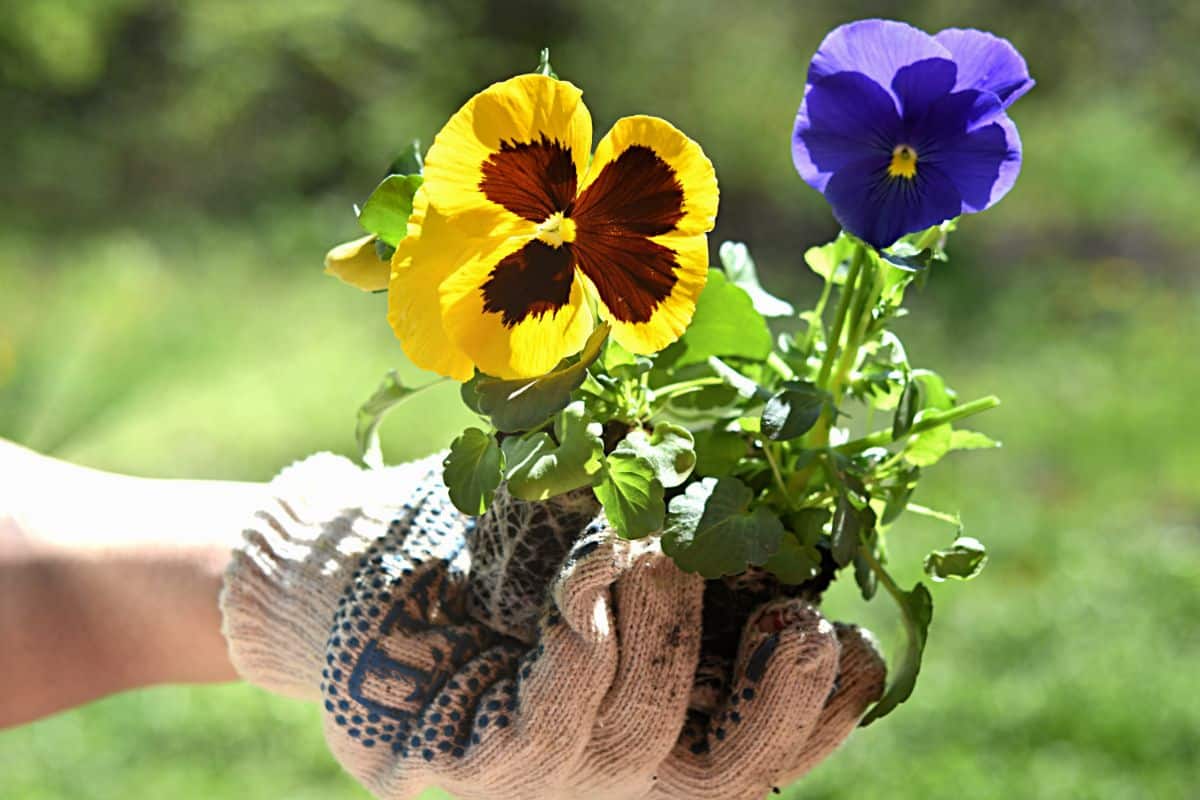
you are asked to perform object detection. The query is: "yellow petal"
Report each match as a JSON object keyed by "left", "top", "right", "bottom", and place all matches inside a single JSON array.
[
  {"left": 571, "top": 115, "right": 719, "bottom": 354},
  {"left": 422, "top": 74, "right": 593, "bottom": 226},
  {"left": 324, "top": 234, "right": 390, "bottom": 292},
  {"left": 387, "top": 190, "right": 477, "bottom": 381},
  {"left": 438, "top": 235, "right": 594, "bottom": 379}
]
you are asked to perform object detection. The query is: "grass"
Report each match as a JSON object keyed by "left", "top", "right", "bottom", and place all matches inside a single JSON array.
[{"left": 2, "top": 221, "right": 1197, "bottom": 799}]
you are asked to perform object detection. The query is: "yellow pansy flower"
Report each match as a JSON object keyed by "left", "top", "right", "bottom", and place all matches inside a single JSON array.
[
  {"left": 389, "top": 73, "right": 719, "bottom": 380},
  {"left": 324, "top": 234, "right": 389, "bottom": 291}
]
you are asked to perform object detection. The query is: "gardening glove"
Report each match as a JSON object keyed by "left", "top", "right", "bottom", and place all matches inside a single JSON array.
[
  {"left": 469, "top": 492, "right": 888, "bottom": 800},
  {"left": 221, "top": 452, "right": 702, "bottom": 800},
  {"left": 221, "top": 453, "right": 885, "bottom": 800}
]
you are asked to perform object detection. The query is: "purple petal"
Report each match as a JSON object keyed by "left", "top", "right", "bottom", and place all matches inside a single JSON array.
[
  {"left": 934, "top": 28, "right": 1034, "bottom": 107},
  {"left": 912, "top": 87, "right": 1006, "bottom": 148},
  {"left": 809, "top": 19, "right": 951, "bottom": 90},
  {"left": 891, "top": 58, "right": 957, "bottom": 128},
  {"left": 824, "top": 156, "right": 962, "bottom": 249},
  {"left": 793, "top": 71, "right": 901, "bottom": 192},
  {"left": 925, "top": 113, "right": 1022, "bottom": 214}
]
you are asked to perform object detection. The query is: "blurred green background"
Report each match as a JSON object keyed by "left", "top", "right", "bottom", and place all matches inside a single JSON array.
[{"left": 2, "top": 1, "right": 1198, "bottom": 798}]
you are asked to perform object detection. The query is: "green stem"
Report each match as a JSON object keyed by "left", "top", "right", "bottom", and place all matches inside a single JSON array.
[
  {"left": 859, "top": 543, "right": 904, "bottom": 600},
  {"left": 830, "top": 254, "right": 880, "bottom": 401},
  {"left": 804, "top": 242, "right": 869, "bottom": 456},
  {"left": 815, "top": 245, "right": 866, "bottom": 389},
  {"left": 835, "top": 395, "right": 1001, "bottom": 455},
  {"left": 649, "top": 376, "right": 726, "bottom": 402},
  {"left": 905, "top": 503, "right": 961, "bottom": 526},
  {"left": 761, "top": 443, "right": 791, "bottom": 508},
  {"left": 802, "top": 275, "right": 835, "bottom": 353},
  {"left": 766, "top": 351, "right": 796, "bottom": 381}
]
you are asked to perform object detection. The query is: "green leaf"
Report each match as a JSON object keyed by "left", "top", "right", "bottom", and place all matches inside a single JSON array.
[
  {"left": 594, "top": 450, "right": 665, "bottom": 539},
  {"left": 501, "top": 401, "right": 604, "bottom": 500},
  {"left": 782, "top": 507, "right": 830, "bottom": 545},
  {"left": 831, "top": 491, "right": 876, "bottom": 567},
  {"left": 614, "top": 423, "right": 696, "bottom": 488},
  {"left": 374, "top": 237, "right": 396, "bottom": 263},
  {"left": 949, "top": 429, "right": 1001, "bottom": 451},
  {"left": 861, "top": 582, "right": 933, "bottom": 726},
  {"left": 358, "top": 174, "right": 423, "bottom": 246},
  {"left": 386, "top": 140, "right": 424, "bottom": 177},
  {"left": 879, "top": 245, "right": 933, "bottom": 272},
  {"left": 718, "top": 241, "right": 795, "bottom": 317},
  {"left": 881, "top": 467, "right": 919, "bottom": 525},
  {"left": 662, "top": 477, "right": 786, "bottom": 577},
  {"left": 892, "top": 378, "right": 920, "bottom": 438},
  {"left": 355, "top": 371, "right": 442, "bottom": 469},
  {"left": 673, "top": 269, "right": 772, "bottom": 367},
  {"left": 691, "top": 428, "right": 747, "bottom": 477},
  {"left": 463, "top": 324, "right": 608, "bottom": 432},
  {"left": 804, "top": 233, "right": 856, "bottom": 284},
  {"left": 924, "top": 536, "right": 988, "bottom": 582},
  {"left": 708, "top": 356, "right": 768, "bottom": 400},
  {"left": 912, "top": 369, "right": 955, "bottom": 411},
  {"left": 600, "top": 339, "right": 652, "bottom": 379},
  {"left": 443, "top": 428, "right": 503, "bottom": 515},
  {"left": 761, "top": 381, "right": 828, "bottom": 441},
  {"left": 536, "top": 47, "right": 558, "bottom": 78},
  {"left": 765, "top": 531, "right": 822, "bottom": 584},
  {"left": 904, "top": 423, "right": 953, "bottom": 467},
  {"left": 853, "top": 552, "right": 878, "bottom": 600}
]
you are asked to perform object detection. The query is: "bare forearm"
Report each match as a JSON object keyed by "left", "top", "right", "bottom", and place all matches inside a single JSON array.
[{"left": 0, "top": 440, "right": 266, "bottom": 727}]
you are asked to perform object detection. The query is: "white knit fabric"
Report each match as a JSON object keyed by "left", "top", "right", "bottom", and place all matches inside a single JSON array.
[{"left": 220, "top": 453, "right": 885, "bottom": 800}]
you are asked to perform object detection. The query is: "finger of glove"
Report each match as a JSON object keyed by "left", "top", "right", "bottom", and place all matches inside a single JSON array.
[
  {"left": 569, "top": 541, "right": 705, "bottom": 797},
  {"left": 781, "top": 622, "right": 886, "bottom": 784},
  {"left": 652, "top": 599, "right": 840, "bottom": 800},
  {"left": 225, "top": 457, "right": 437, "bottom": 700},
  {"left": 318, "top": 492, "right": 485, "bottom": 796},
  {"left": 388, "top": 532, "right": 625, "bottom": 800}
]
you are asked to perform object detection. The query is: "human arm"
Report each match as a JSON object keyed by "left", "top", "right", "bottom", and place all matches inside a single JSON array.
[{"left": 0, "top": 438, "right": 264, "bottom": 727}]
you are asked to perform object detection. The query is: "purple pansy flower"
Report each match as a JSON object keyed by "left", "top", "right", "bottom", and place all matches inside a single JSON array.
[{"left": 792, "top": 20, "right": 1032, "bottom": 249}]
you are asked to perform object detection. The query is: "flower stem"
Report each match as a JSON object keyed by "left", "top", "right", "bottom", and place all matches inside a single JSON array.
[
  {"left": 830, "top": 253, "right": 880, "bottom": 401},
  {"left": 835, "top": 395, "right": 1001, "bottom": 455},
  {"left": 649, "top": 376, "right": 727, "bottom": 402},
  {"left": 802, "top": 275, "right": 835, "bottom": 353},
  {"left": 761, "top": 443, "right": 792, "bottom": 508},
  {"left": 815, "top": 244, "right": 866, "bottom": 390}
]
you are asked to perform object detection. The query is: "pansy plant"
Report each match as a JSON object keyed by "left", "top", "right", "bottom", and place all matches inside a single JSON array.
[{"left": 329, "top": 28, "right": 1030, "bottom": 723}]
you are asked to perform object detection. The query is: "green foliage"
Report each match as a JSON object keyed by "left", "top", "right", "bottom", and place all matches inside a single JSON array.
[
  {"left": 462, "top": 324, "right": 608, "bottom": 432},
  {"left": 594, "top": 448, "right": 665, "bottom": 539},
  {"left": 831, "top": 490, "right": 876, "bottom": 568},
  {"left": 501, "top": 401, "right": 604, "bottom": 500},
  {"left": 691, "top": 428, "right": 747, "bottom": 477},
  {"left": 662, "top": 477, "right": 786, "bottom": 577},
  {"left": 764, "top": 530, "right": 822, "bottom": 584},
  {"left": 719, "top": 241, "right": 795, "bottom": 317},
  {"left": 443, "top": 427, "right": 502, "bottom": 515},
  {"left": 536, "top": 47, "right": 558, "bottom": 78},
  {"left": 614, "top": 423, "right": 696, "bottom": 488},
  {"left": 761, "top": 381, "right": 829, "bottom": 441},
  {"left": 924, "top": 536, "right": 989, "bottom": 582},
  {"left": 861, "top": 582, "right": 933, "bottom": 726},
  {"left": 670, "top": 268, "right": 773, "bottom": 366},
  {"left": 355, "top": 371, "right": 442, "bottom": 469},
  {"left": 804, "top": 232, "right": 856, "bottom": 284},
  {"left": 357, "top": 174, "right": 423, "bottom": 247}
]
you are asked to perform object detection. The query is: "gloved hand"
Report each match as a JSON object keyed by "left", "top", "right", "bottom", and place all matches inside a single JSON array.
[{"left": 221, "top": 453, "right": 885, "bottom": 800}]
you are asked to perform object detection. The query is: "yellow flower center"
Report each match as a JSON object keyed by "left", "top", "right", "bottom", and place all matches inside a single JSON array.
[
  {"left": 535, "top": 212, "right": 576, "bottom": 248},
  {"left": 888, "top": 144, "right": 918, "bottom": 180}
]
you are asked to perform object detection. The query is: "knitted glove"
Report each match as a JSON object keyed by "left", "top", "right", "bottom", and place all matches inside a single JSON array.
[{"left": 221, "top": 453, "right": 885, "bottom": 800}]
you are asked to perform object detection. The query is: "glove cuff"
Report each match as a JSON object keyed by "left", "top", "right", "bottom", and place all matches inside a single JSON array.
[{"left": 219, "top": 452, "right": 440, "bottom": 699}]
